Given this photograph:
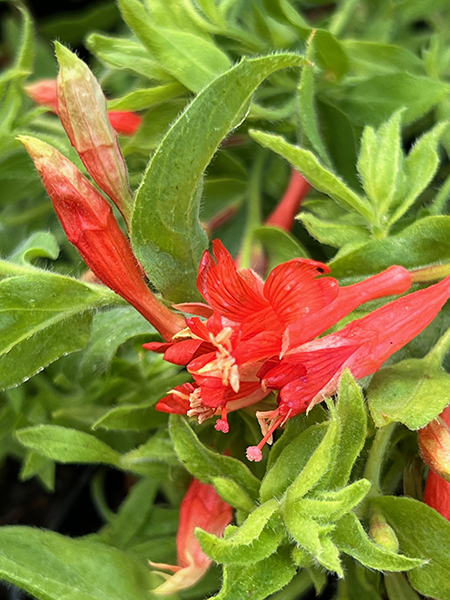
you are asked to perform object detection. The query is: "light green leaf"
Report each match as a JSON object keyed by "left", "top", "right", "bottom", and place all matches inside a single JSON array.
[
  {"left": 332, "top": 512, "right": 424, "bottom": 572},
  {"left": 0, "top": 270, "right": 113, "bottom": 390},
  {"left": 298, "top": 212, "right": 370, "bottom": 249},
  {"left": 9, "top": 232, "right": 59, "bottom": 266},
  {"left": 118, "top": 0, "right": 230, "bottom": 92},
  {"left": 16, "top": 425, "right": 121, "bottom": 466},
  {"left": 343, "top": 41, "right": 425, "bottom": 77},
  {"left": 368, "top": 358, "right": 450, "bottom": 429},
  {"left": 212, "top": 547, "right": 296, "bottom": 600},
  {"left": 260, "top": 421, "right": 328, "bottom": 502},
  {"left": 86, "top": 33, "right": 174, "bottom": 81},
  {"left": 0, "top": 526, "right": 161, "bottom": 600},
  {"left": 211, "top": 477, "right": 256, "bottom": 513},
  {"left": 357, "top": 110, "right": 404, "bottom": 217},
  {"left": 169, "top": 415, "right": 260, "bottom": 501},
  {"left": 131, "top": 53, "right": 307, "bottom": 302},
  {"left": 107, "top": 82, "right": 186, "bottom": 111},
  {"left": 373, "top": 496, "right": 450, "bottom": 599},
  {"left": 120, "top": 430, "right": 181, "bottom": 475},
  {"left": 295, "top": 479, "right": 371, "bottom": 522},
  {"left": 388, "top": 122, "right": 449, "bottom": 227},
  {"left": 250, "top": 130, "right": 373, "bottom": 222},
  {"left": 197, "top": 499, "right": 283, "bottom": 565},
  {"left": 252, "top": 225, "right": 309, "bottom": 270}
]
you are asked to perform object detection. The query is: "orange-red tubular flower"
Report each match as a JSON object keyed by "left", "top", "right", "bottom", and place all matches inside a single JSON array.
[
  {"left": 423, "top": 406, "right": 450, "bottom": 520},
  {"left": 55, "top": 44, "right": 134, "bottom": 225},
  {"left": 145, "top": 240, "right": 413, "bottom": 438},
  {"left": 25, "top": 79, "right": 143, "bottom": 136},
  {"left": 19, "top": 136, "right": 184, "bottom": 341},
  {"left": 150, "top": 479, "right": 233, "bottom": 595}
]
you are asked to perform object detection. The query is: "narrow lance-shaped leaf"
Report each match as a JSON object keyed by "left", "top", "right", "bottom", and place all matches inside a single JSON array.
[
  {"left": 131, "top": 53, "right": 308, "bottom": 302},
  {"left": 249, "top": 129, "right": 374, "bottom": 222}
]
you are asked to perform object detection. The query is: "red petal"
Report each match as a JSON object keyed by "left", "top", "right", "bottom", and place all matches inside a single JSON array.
[
  {"left": 284, "top": 265, "right": 411, "bottom": 351},
  {"left": 196, "top": 240, "right": 268, "bottom": 322},
  {"left": 263, "top": 259, "right": 339, "bottom": 326},
  {"left": 277, "top": 344, "right": 358, "bottom": 416},
  {"left": 164, "top": 339, "right": 211, "bottom": 365},
  {"left": 143, "top": 341, "right": 172, "bottom": 354},
  {"left": 173, "top": 302, "right": 214, "bottom": 318},
  {"left": 233, "top": 330, "right": 282, "bottom": 365}
]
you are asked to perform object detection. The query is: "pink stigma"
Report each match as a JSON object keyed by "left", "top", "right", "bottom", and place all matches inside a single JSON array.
[
  {"left": 215, "top": 419, "right": 230, "bottom": 433},
  {"left": 246, "top": 446, "right": 263, "bottom": 462}
]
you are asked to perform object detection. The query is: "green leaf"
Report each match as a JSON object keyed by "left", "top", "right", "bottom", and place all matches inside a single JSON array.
[
  {"left": 101, "top": 477, "right": 159, "bottom": 548},
  {"left": 388, "top": 122, "right": 449, "bottom": 227},
  {"left": 131, "top": 53, "right": 307, "bottom": 302},
  {"left": 92, "top": 401, "right": 170, "bottom": 431},
  {"left": 86, "top": 33, "right": 174, "bottom": 81},
  {"left": 77, "top": 307, "right": 157, "bottom": 382},
  {"left": 321, "top": 370, "right": 367, "bottom": 489},
  {"left": 298, "top": 212, "right": 370, "bottom": 249},
  {"left": 13, "top": 5, "right": 34, "bottom": 76},
  {"left": 0, "top": 526, "right": 161, "bottom": 600},
  {"left": 339, "top": 74, "right": 450, "bottom": 128},
  {"left": 384, "top": 572, "right": 422, "bottom": 600},
  {"left": 342, "top": 41, "right": 425, "bottom": 77},
  {"left": 285, "top": 406, "right": 340, "bottom": 501},
  {"left": 260, "top": 422, "right": 328, "bottom": 502},
  {"left": 169, "top": 415, "right": 260, "bottom": 501},
  {"left": 298, "top": 34, "right": 331, "bottom": 165},
  {"left": 0, "top": 270, "right": 113, "bottom": 390},
  {"left": 314, "top": 29, "right": 349, "bottom": 82},
  {"left": 211, "top": 477, "right": 256, "bottom": 513},
  {"left": 16, "top": 425, "right": 121, "bottom": 466},
  {"left": 107, "top": 82, "right": 186, "bottom": 111},
  {"left": 197, "top": 499, "right": 283, "bottom": 565},
  {"left": 212, "top": 547, "right": 296, "bottom": 600},
  {"left": 283, "top": 506, "right": 342, "bottom": 574},
  {"left": 368, "top": 358, "right": 450, "bottom": 429},
  {"left": 357, "top": 110, "right": 404, "bottom": 217},
  {"left": 373, "top": 496, "right": 450, "bottom": 599},
  {"left": 118, "top": 0, "right": 230, "bottom": 92},
  {"left": 120, "top": 430, "right": 181, "bottom": 475},
  {"left": 249, "top": 130, "right": 373, "bottom": 222},
  {"left": 332, "top": 512, "right": 424, "bottom": 572},
  {"left": 295, "top": 479, "right": 371, "bottom": 522},
  {"left": 329, "top": 216, "right": 450, "bottom": 280},
  {"left": 9, "top": 231, "right": 59, "bottom": 266},
  {"left": 20, "top": 451, "right": 55, "bottom": 492},
  {"left": 252, "top": 225, "right": 309, "bottom": 270}
]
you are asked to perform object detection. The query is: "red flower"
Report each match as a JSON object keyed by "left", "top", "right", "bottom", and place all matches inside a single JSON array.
[
  {"left": 149, "top": 479, "right": 233, "bottom": 594},
  {"left": 146, "top": 240, "right": 413, "bottom": 439},
  {"left": 423, "top": 405, "right": 450, "bottom": 520},
  {"left": 19, "top": 135, "right": 184, "bottom": 341},
  {"left": 247, "top": 274, "right": 450, "bottom": 461}
]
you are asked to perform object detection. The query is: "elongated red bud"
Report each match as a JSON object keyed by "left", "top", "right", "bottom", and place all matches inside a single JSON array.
[
  {"left": 107, "top": 111, "right": 142, "bottom": 135},
  {"left": 19, "top": 135, "right": 184, "bottom": 341},
  {"left": 419, "top": 415, "right": 450, "bottom": 482},
  {"left": 55, "top": 43, "right": 134, "bottom": 225},
  {"left": 266, "top": 169, "right": 311, "bottom": 231}
]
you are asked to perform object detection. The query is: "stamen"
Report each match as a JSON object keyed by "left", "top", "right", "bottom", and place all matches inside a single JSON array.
[
  {"left": 246, "top": 415, "right": 284, "bottom": 462},
  {"left": 215, "top": 406, "right": 230, "bottom": 433}
]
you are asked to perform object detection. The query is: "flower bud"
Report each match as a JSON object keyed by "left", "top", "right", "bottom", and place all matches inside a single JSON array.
[
  {"left": 55, "top": 43, "right": 134, "bottom": 225},
  {"left": 424, "top": 468, "right": 450, "bottom": 521},
  {"left": 150, "top": 479, "right": 233, "bottom": 594},
  {"left": 418, "top": 415, "right": 450, "bottom": 482},
  {"left": 369, "top": 511, "right": 399, "bottom": 552},
  {"left": 107, "top": 111, "right": 142, "bottom": 135},
  {"left": 25, "top": 79, "right": 58, "bottom": 112},
  {"left": 19, "top": 135, "right": 184, "bottom": 341}
]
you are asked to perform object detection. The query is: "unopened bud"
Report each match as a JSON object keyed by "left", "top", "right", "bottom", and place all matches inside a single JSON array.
[
  {"left": 25, "top": 79, "right": 58, "bottom": 112},
  {"left": 19, "top": 135, "right": 184, "bottom": 341},
  {"left": 55, "top": 43, "right": 134, "bottom": 225},
  {"left": 418, "top": 416, "right": 450, "bottom": 482},
  {"left": 369, "top": 512, "right": 399, "bottom": 552},
  {"left": 107, "top": 111, "right": 142, "bottom": 135}
]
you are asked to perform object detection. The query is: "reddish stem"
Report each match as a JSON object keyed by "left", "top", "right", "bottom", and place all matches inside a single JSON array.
[{"left": 266, "top": 170, "right": 311, "bottom": 231}]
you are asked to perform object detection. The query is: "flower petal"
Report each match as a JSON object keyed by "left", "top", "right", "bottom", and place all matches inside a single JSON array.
[{"left": 264, "top": 258, "right": 339, "bottom": 326}]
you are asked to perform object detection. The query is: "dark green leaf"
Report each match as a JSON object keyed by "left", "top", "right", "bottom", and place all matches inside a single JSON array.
[
  {"left": 252, "top": 225, "right": 309, "bottom": 270},
  {"left": 132, "top": 53, "right": 307, "bottom": 302}
]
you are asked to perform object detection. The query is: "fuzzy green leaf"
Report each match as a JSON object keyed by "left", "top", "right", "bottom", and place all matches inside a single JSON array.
[
  {"left": 169, "top": 415, "right": 260, "bottom": 501},
  {"left": 343, "top": 41, "right": 425, "bottom": 77},
  {"left": 0, "top": 526, "right": 161, "bottom": 600},
  {"left": 211, "top": 477, "right": 256, "bottom": 513},
  {"left": 16, "top": 425, "right": 120, "bottom": 466},
  {"left": 197, "top": 499, "right": 283, "bottom": 565},
  {"left": 298, "top": 212, "right": 370, "bottom": 249},
  {"left": 107, "top": 82, "right": 185, "bottom": 111},
  {"left": 332, "top": 512, "right": 424, "bottom": 572},
  {"left": 250, "top": 130, "right": 373, "bottom": 222},
  {"left": 212, "top": 547, "right": 296, "bottom": 600},
  {"left": 295, "top": 479, "right": 371, "bottom": 522},
  {"left": 132, "top": 53, "right": 307, "bottom": 302},
  {"left": 368, "top": 358, "right": 450, "bottom": 429}
]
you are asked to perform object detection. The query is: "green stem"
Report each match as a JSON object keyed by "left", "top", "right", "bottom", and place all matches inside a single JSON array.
[
  {"left": 239, "top": 149, "right": 266, "bottom": 269},
  {"left": 410, "top": 263, "right": 450, "bottom": 283},
  {"left": 364, "top": 422, "right": 397, "bottom": 497},
  {"left": 328, "top": 0, "right": 360, "bottom": 36},
  {"left": 425, "top": 324, "right": 450, "bottom": 367}
]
